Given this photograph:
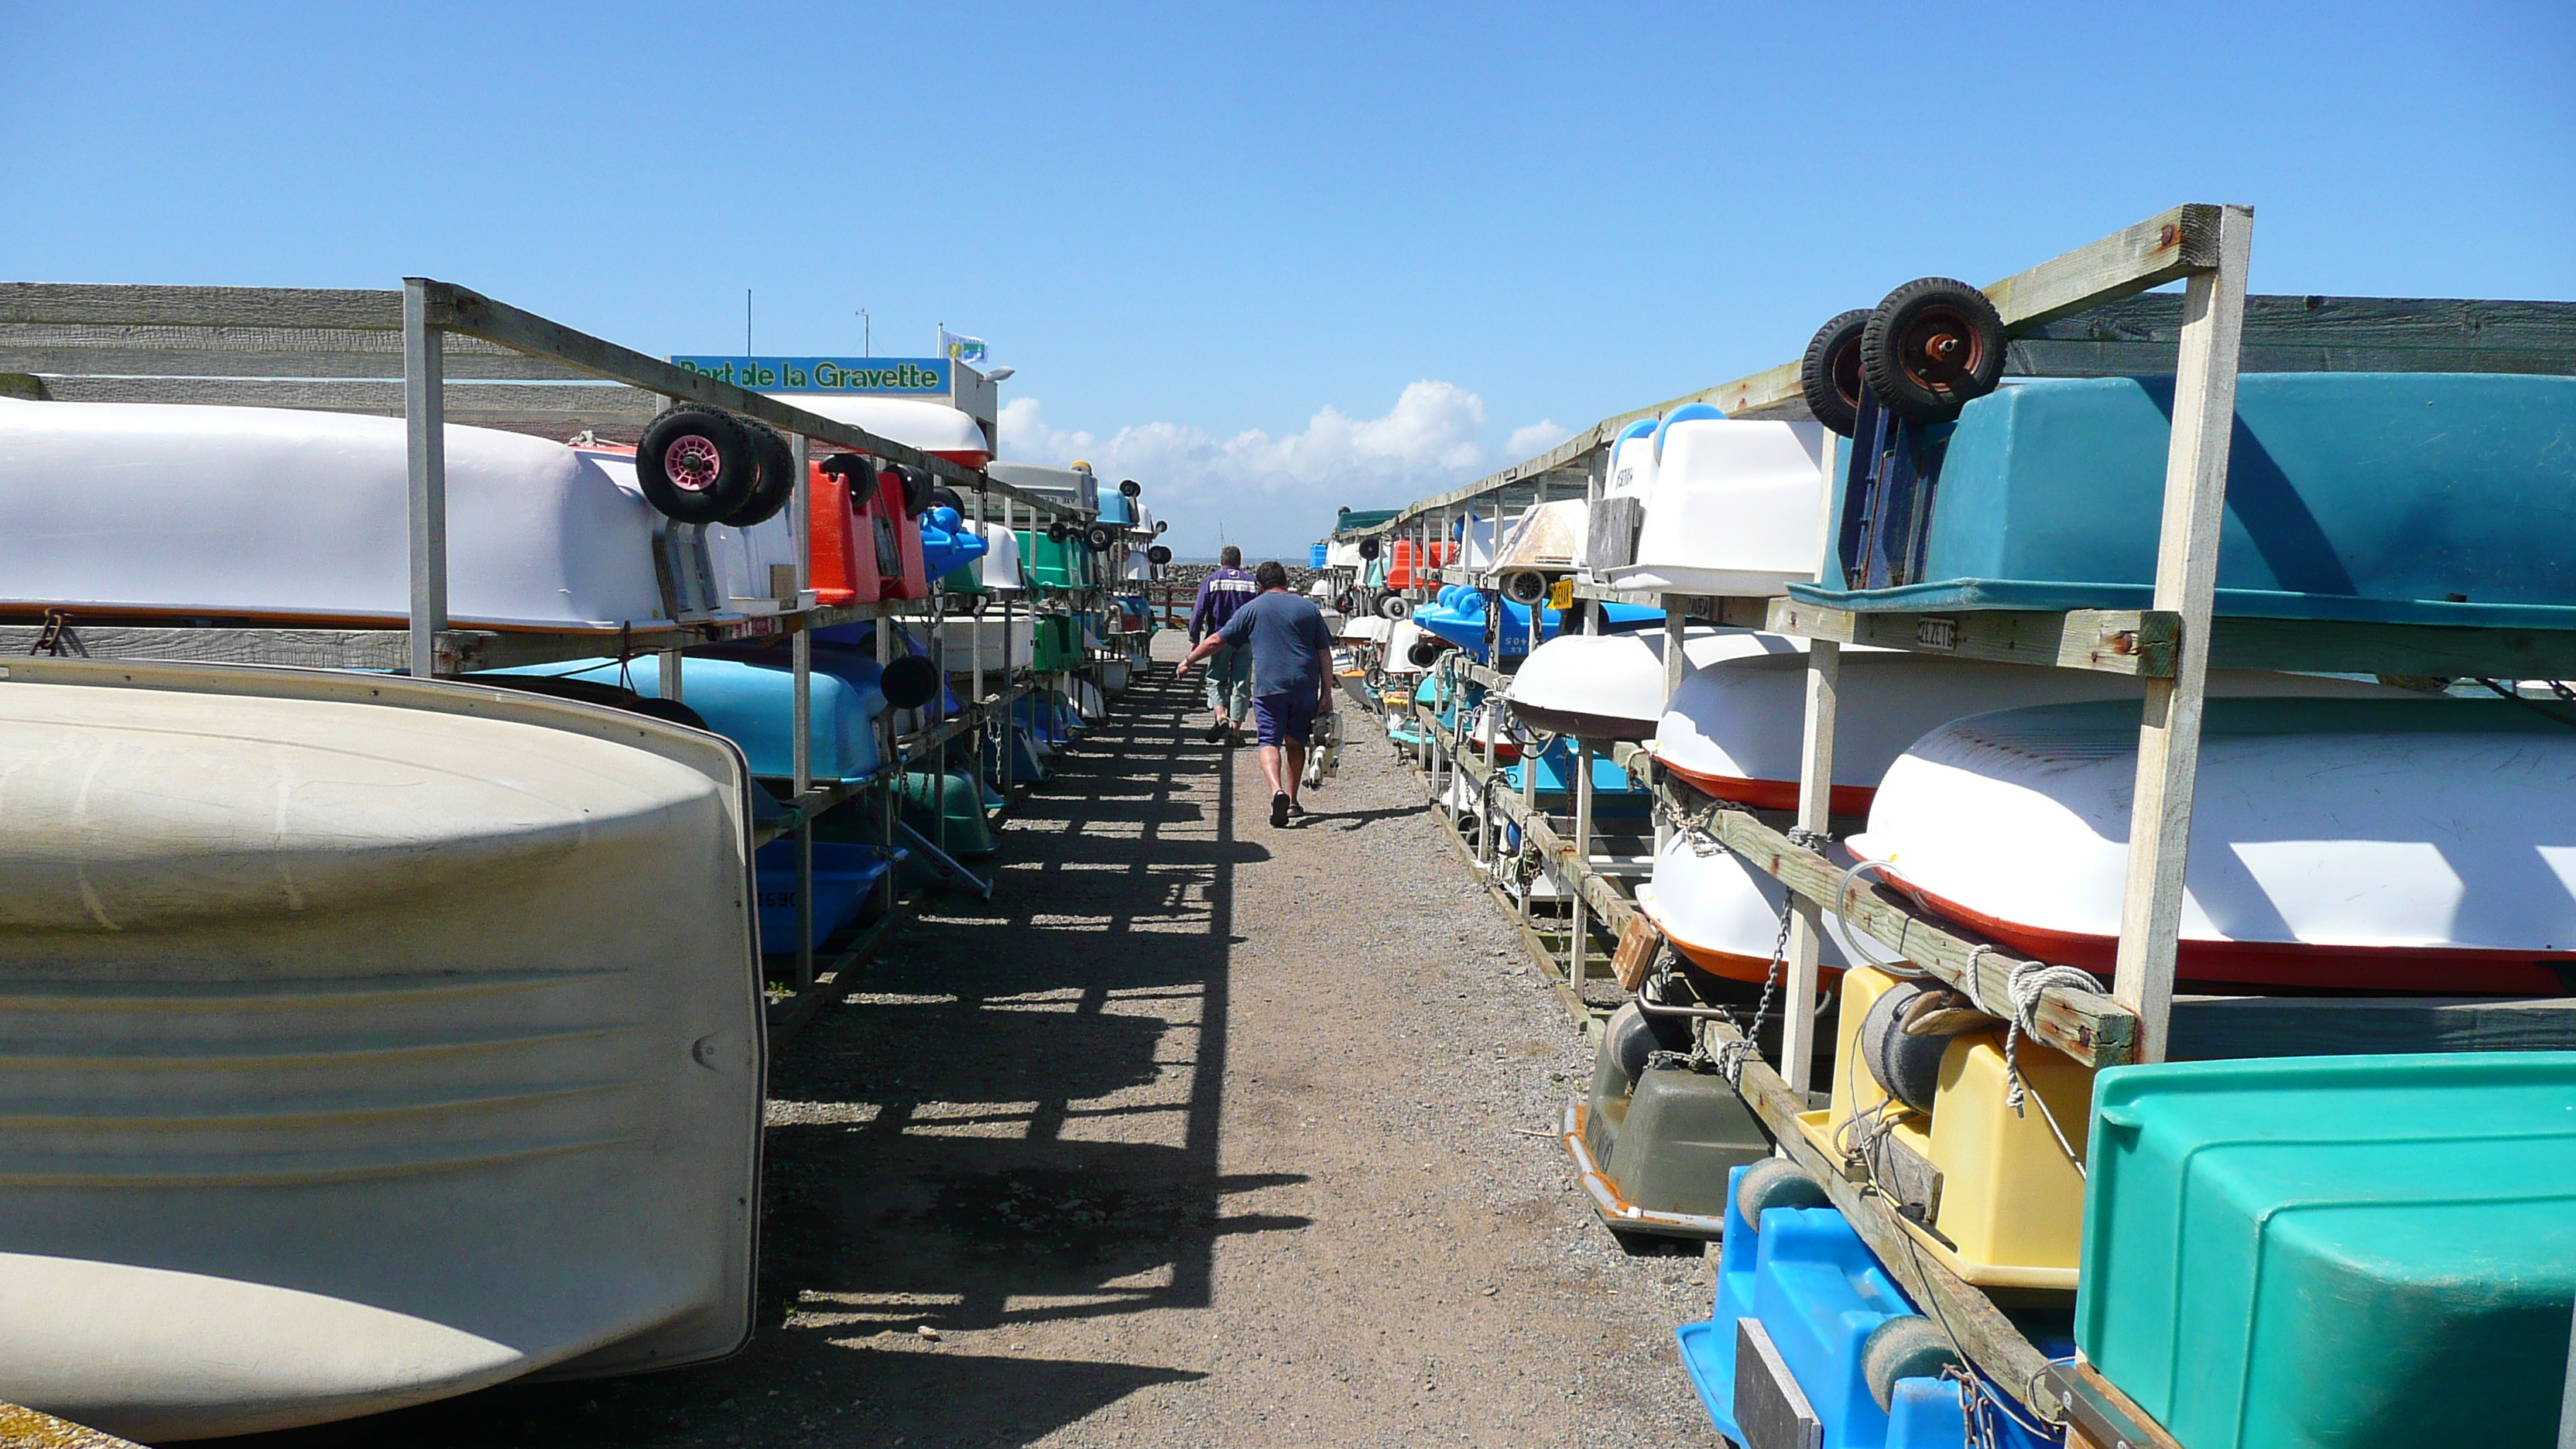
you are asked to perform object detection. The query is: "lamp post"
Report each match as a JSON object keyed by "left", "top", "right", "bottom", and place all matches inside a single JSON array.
[{"left": 855, "top": 308, "right": 871, "bottom": 357}]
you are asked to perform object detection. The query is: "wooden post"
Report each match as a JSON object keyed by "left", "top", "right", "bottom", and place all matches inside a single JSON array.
[
  {"left": 1000, "top": 495, "right": 1016, "bottom": 795},
  {"left": 1781, "top": 639, "right": 1841, "bottom": 1092},
  {"left": 1477, "top": 678, "right": 1499, "bottom": 865},
  {"left": 400, "top": 279, "right": 446, "bottom": 680},
  {"left": 1657, "top": 606, "right": 1684, "bottom": 851},
  {"left": 1572, "top": 736, "right": 1595, "bottom": 989},
  {"left": 2112, "top": 204, "right": 2254, "bottom": 1064},
  {"left": 876, "top": 594, "right": 899, "bottom": 914}
]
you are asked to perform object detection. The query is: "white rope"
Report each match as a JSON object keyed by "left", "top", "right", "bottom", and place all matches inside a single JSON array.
[
  {"left": 1999, "top": 954, "right": 2102, "bottom": 1175},
  {"left": 1830, "top": 858, "right": 1933, "bottom": 979}
]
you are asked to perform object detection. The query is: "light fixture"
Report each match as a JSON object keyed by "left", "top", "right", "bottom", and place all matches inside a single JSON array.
[{"left": 984, "top": 365, "right": 1016, "bottom": 382}]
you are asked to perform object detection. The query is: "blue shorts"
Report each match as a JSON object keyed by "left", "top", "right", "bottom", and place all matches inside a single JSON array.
[{"left": 1252, "top": 690, "right": 1320, "bottom": 746}]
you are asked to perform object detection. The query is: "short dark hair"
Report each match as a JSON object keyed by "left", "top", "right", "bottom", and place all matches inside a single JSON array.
[
  {"left": 1220, "top": 545, "right": 1242, "bottom": 567},
  {"left": 1254, "top": 560, "right": 1289, "bottom": 591}
]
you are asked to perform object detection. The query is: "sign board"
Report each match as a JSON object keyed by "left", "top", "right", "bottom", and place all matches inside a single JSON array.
[
  {"left": 1547, "top": 577, "right": 1575, "bottom": 611},
  {"left": 668, "top": 355, "right": 951, "bottom": 396}
]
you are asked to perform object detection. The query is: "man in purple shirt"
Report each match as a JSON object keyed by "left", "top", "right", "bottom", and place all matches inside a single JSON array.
[{"left": 1187, "top": 546, "right": 1259, "bottom": 744}]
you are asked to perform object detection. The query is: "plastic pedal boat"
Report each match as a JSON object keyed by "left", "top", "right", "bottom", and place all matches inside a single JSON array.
[{"left": 1605, "top": 413, "right": 1831, "bottom": 597}]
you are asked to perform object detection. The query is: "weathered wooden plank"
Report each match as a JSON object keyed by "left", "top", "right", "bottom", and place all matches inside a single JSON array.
[
  {"left": 1708, "top": 1016, "right": 2065, "bottom": 1423},
  {"left": 2047, "top": 1362, "right": 2186, "bottom": 1449},
  {"left": 0, "top": 283, "right": 405, "bottom": 331},
  {"left": 2012, "top": 293, "right": 2576, "bottom": 375},
  {"left": 2113, "top": 204, "right": 2254, "bottom": 1064},
  {"left": 34, "top": 373, "right": 657, "bottom": 423},
  {"left": 1984, "top": 204, "right": 2226, "bottom": 331},
  {"left": 2168, "top": 994, "right": 2576, "bottom": 1060},
  {"left": 1443, "top": 720, "right": 1636, "bottom": 932},
  {"left": 2204, "top": 616, "right": 2576, "bottom": 679},
  {"left": 0, "top": 344, "right": 597, "bottom": 382},
  {"left": 1764, "top": 599, "right": 2179, "bottom": 677}
]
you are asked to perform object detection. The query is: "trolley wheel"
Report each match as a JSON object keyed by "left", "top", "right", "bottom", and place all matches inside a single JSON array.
[
  {"left": 1733, "top": 1157, "right": 1828, "bottom": 1228},
  {"left": 819, "top": 452, "right": 875, "bottom": 492},
  {"left": 721, "top": 416, "right": 798, "bottom": 529},
  {"left": 927, "top": 484, "right": 966, "bottom": 515},
  {"left": 1377, "top": 594, "right": 1413, "bottom": 621},
  {"left": 636, "top": 407, "right": 758, "bottom": 524},
  {"left": 1047, "top": 520, "right": 1072, "bottom": 543},
  {"left": 1861, "top": 1315, "right": 1964, "bottom": 1411},
  {"left": 879, "top": 655, "right": 941, "bottom": 711},
  {"left": 1861, "top": 279, "right": 2006, "bottom": 423},
  {"left": 1358, "top": 536, "right": 1382, "bottom": 561},
  {"left": 1406, "top": 635, "right": 1451, "bottom": 669},
  {"left": 1118, "top": 478, "right": 1142, "bottom": 498},
  {"left": 1146, "top": 545, "right": 1173, "bottom": 565},
  {"left": 888, "top": 464, "right": 935, "bottom": 516},
  {"left": 1858, "top": 980, "right": 1950, "bottom": 1115},
  {"left": 1800, "top": 308, "right": 1875, "bottom": 437},
  {"left": 1084, "top": 523, "right": 1117, "bottom": 552},
  {"left": 1501, "top": 570, "right": 1549, "bottom": 606},
  {"left": 1362, "top": 664, "right": 1387, "bottom": 694}
]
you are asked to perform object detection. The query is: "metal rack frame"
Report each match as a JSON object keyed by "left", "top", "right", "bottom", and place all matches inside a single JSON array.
[
  {"left": 1, "top": 278, "right": 1096, "bottom": 1009},
  {"left": 1355, "top": 204, "right": 2576, "bottom": 1439}
]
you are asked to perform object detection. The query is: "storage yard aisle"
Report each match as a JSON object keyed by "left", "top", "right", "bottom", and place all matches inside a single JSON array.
[{"left": 207, "top": 635, "right": 1711, "bottom": 1449}]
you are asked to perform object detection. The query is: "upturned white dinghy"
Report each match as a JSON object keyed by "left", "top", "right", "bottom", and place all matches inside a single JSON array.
[
  {"left": 1855, "top": 697, "right": 2576, "bottom": 994},
  {"left": 934, "top": 615, "right": 1036, "bottom": 673},
  {"left": 1635, "top": 827, "right": 1872, "bottom": 983},
  {"left": 0, "top": 657, "right": 762, "bottom": 1440},
  {"left": 1337, "top": 613, "right": 1394, "bottom": 646},
  {"left": 1488, "top": 498, "right": 1588, "bottom": 604},
  {"left": 774, "top": 394, "right": 994, "bottom": 467},
  {"left": 0, "top": 399, "right": 702, "bottom": 630},
  {"left": 1578, "top": 418, "right": 1663, "bottom": 581},
  {"left": 1649, "top": 649, "right": 2400, "bottom": 815},
  {"left": 1502, "top": 629, "right": 1797, "bottom": 740},
  {"left": 1606, "top": 414, "right": 1830, "bottom": 597}
]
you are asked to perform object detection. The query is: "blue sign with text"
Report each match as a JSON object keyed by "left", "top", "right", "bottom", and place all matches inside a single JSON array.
[{"left": 667, "top": 355, "right": 951, "bottom": 394}]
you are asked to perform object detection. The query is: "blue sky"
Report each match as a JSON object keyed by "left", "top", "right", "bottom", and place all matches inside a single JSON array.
[{"left": 5, "top": 1, "right": 2571, "bottom": 556}]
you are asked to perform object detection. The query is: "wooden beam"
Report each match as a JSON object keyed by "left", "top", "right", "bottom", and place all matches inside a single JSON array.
[
  {"left": 1710, "top": 1016, "right": 2066, "bottom": 1423},
  {"left": 0, "top": 283, "right": 403, "bottom": 330},
  {"left": 2009, "top": 293, "right": 2576, "bottom": 378},
  {"left": 1765, "top": 600, "right": 2179, "bottom": 677},
  {"left": 2112, "top": 204, "right": 2254, "bottom": 1064},
  {"left": 2047, "top": 1362, "right": 2186, "bottom": 1449},
  {"left": 1982, "top": 204, "right": 2226, "bottom": 331},
  {"left": 0, "top": 320, "right": 600, "bottom": 380},
  {"left": 2203, "top": 616, "right": 2576, "bottom": 678},
  {"left": 0, "top": 605, "right": 890, "bottom": 673}
]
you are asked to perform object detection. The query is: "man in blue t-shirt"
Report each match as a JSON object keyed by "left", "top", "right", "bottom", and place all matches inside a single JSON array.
[
  {"left": 1182, "top": 560, "right": 1336, "bottom": 827},
  {"left": 1187, "top": 546, "right": 1259, "bottom": 744}
]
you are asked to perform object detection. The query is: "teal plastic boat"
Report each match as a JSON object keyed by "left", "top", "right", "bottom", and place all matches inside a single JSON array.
[
  {"left": 2078, "top": 1051, "right": 2576, "bottom": 1449},
  {"left": 1793, "top": 373, "right": 2576, "bottom": 629}
]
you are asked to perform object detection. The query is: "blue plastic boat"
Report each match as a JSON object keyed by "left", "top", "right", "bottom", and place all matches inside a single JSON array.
[
  {"left": 1792, "top": 373, "right": 2576, "bottom": 626},
  {"left": 1677, "top": 1165, "right": 2058, "bottom": 1448},
  {"left": 479, "top": 656, "right": 885, "bottom": 781},
  {"left": 752, "top": 839, "right": 901, "bottom": 951}
]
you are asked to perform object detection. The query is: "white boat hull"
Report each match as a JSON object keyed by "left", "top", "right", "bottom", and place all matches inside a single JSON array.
[
  {"left": 1651, "top": 649, "right": 2400, "bottom": 814},
  {"left": 1605, "top": 417, "right": 1828, "bottom": 597},
  {"left": 1635, "top": 830, "right": 1867, "bottom": 983},
  {"left": 1855, "top": 698, "right": 2576, "bottom": 993},
  {"left": 1502, "top": 629, "right": 1796, "bottom": 740},
  {"left": 0, "top": 659, "right": 761, "bottom": 1439},
  {"left": 0, "top": 399, "right": 704, "bottom": 630}
]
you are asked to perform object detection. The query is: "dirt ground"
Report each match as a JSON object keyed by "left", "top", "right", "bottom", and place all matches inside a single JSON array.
[{"left": 208, "top": 637, "right": 1720, "bottom": 1449}]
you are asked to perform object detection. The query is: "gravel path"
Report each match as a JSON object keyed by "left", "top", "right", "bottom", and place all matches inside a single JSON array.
[{"left": 207, "top": 635, "right": 1719, "bottom": 1448}]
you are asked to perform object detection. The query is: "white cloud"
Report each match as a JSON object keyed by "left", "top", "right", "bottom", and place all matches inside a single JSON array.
[{"left": 995, "top": 382, "right": 1560, "bottom": 558}]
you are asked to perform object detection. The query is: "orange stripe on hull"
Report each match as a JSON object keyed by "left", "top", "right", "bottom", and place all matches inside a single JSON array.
[{"left": 1655, "top": 762, "right": 1875, "bottom": 818}]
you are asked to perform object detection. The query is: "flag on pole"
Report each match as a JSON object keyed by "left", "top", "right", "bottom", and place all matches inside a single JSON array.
[{"left": 940, "top": 327, "right": 988, "bottom": 367}]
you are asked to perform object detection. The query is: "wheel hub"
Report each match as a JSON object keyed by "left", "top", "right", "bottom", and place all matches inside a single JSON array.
[{"left": 663, "top": 435, "right": 723, "bottom": 492}]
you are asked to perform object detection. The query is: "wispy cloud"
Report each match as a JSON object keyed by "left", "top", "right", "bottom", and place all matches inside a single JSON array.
[{"left": 997, "top": 382, "right": 1564, "bottom": 557}]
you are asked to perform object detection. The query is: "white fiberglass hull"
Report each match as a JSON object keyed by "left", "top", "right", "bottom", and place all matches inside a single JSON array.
[
  {"left": 1605, "top": 417, "right": 1828, "bottom": 597},
  {"left": 934, "top": 615, "right": 1036, "bottom": 673},
  {"left": 1649, "top": 649, "right": 2401, "bottom": 814},
  {"left": 1635, "top": 829, "right": 1867, "bottom": 983},
  {"left": 1502, "top": 629, "right": 1795, "bottom": 740},
  {"left": 0, "top": 659, "right": 761, "bottom": 1440},
  {"left": 0, "top": 399, "right": 700, "bottom": 630},
  {"left": 1855, "top": 697, "right": 2576, "bottom": 994}
]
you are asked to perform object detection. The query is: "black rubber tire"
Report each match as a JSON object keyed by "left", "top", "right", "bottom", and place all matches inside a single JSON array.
[
  {"left": 1501, "top": 570, "right": 1549, "bottom": 606},
  {"left": 1047, "top": 521, "right": 1072, "bottom": 543},
  {"left": 721, "top": 416, "right": 798, "bottom": 529},
  {"left": 1800, "top": 308, "right": 1875, "bottom": 437},
  {"left": 1358, "top": 537, "right": 1382, "bottom": 561},
  {"left": 1861, "top": 279, "right": 2006, "bottom": 424},
  {"left": 1734, "top": 1157, "right": 1828, "bottom": 1228},
  {"left": 635, "top": 408, "right": 758, "bottom": 524},
  {"left": 1154, "top": 519, "right": 1170, "bottom": 535},
  {"left": 1859, "top": 981, "right": 1950, "bottom": 1115},
  {"left": 1084, "top": 523, "right": 1117, "bottom": 553},
  {"left": 1146, "top": 545, "right": 1173, "bottom": 565},
  {"left": 887, "top": 464, "right": 935, "bottom": 517},
  {"left": 1377, "top": 594, "right": 1412, "bottom": 621},
  {"left": 1362, "top": 664, "right": 1387, "bottom": 694},
  {"left": 927, "top": 484, "right": 966, "bottom": 516},
  {"left": 879, "top": 655, "right": 940, "bottom": 711},
  {"left": 819, "top": 453, "right": 875, "bottom": 494},
  {"left": 1605, "top": 1002, "right": 1695, "bottom": 1084},
  {"left": 1406, "top": 635, "right": 1451, "bottom": 669},
  {"left": 1118, "top": 478, "right": 1142, "bottom": 498},
  {"left": 1860, "top": 1315, "right": 1963, "bottom": 1411}
]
